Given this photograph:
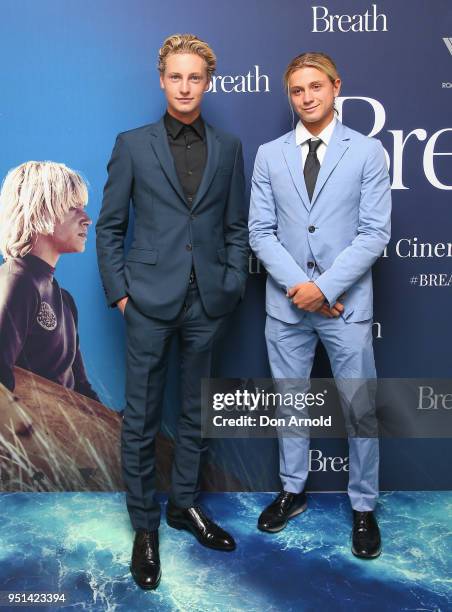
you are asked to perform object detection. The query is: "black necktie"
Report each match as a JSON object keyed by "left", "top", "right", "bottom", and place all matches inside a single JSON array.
[{"left": 304, "top": 139, "right": 322, "bottom": 201}]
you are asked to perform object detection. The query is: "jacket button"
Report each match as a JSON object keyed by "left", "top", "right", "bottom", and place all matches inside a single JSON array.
[
  {"left": 308, "top": 225, "right": 316, "bottom": 233},
  {"left": 186, "top": 244, "right": 192, "bottom": 251},
  {"left": 307, "top": 261, "right": 315, "bottom": 269}
]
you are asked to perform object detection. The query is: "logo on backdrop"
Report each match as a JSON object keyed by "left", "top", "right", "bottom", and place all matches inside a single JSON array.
[
  {"left": 382, "top": 237, "right": 452, "bottom": 288},
  {"left": 443, "top": 39, "right": 452, "bottom": 87},
  {"left": 418, "top": 386, "right": 452, "bottom": 410},
  {"left": 208, "top": 66, "right": 270, "bottom": 93},
  {"left": 441, "top": 38, "right": 452, "bottom": 89},
  {"left": 335, "top": 97, "right": 452, "bottom": 190},
  {"left": 443, "top": 37, "right": 452, "bottom": 55},
  {"left": 309, "top": 449, "right": 349, "bottom": 472},
  {"left": 312, "top": 4, "right": 388, "bottom": 33},
  {"left": 407, "top": 273, "right": 452, "bottom": 288},
  {"left": 383, "top": 238, "right": 452, "bottom": 259},
  {"left": 373, "top": 322, "right": 382, "bottom": 339}
]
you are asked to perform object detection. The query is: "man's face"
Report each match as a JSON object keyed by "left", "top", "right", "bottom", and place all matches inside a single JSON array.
[
  {"left": 288, "top": 66, "right": 341, "bottom": 131},
  {"left": 50, "top": 205, "right": 92, "bottom": 254},
  {"left": 160, "top": 53, "right": 210, "bottom": 119}
]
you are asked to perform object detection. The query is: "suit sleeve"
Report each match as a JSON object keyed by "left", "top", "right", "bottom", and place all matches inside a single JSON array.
[
  {"left": 0, "top": 274, "right": 39, "bottom": 391},
  {"left": 223, "top": 140, "right": 250, "bottom": 295},
  {"left": 96, "top": 134, "right": 132, "bottom": 307},
  {"left": 314, "top": 140, "right": 391, "bottom": 306},
  {"left": 249, "top": 145, "right": 309, "bottom": 291}
]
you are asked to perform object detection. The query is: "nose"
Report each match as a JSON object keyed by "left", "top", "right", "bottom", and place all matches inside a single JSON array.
[
  {"left": 303, "top": 90, "right": 314, "bottom": 106},
  {"left": 180, "top": 78, "right": 190, "bottom": 94}
]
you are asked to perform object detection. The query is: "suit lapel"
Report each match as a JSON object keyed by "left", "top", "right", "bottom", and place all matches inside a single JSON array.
[
  {"left": 282, "top": 132, "right": 311, "bottom": 212},
  {"left": 191, "top": 122, "right": 220, "bottom": 211},
  {"left": 310, "top": 121, "right": 350, "bottom": 206},
  {"left": 149, "top": 118, "right": 186, "bottom": 204}
]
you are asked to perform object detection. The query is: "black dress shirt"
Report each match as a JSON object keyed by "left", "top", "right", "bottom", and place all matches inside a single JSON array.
[{"left": 164, "top": 111, "right": 207, "bottom": 207}]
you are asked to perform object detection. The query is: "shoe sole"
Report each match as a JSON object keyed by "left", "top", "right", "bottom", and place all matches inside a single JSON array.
[
  {"left": 351, "top": 545, "right": 382, "bottom": 559},
  {"left": 257, "top": 502, "right": 308, "bottom": 533},
  {"left": 166, "top": 516, "right": 236, "bottom": 552},
  {"left": 130, "top": 566, "right": 161, "bottom": 590}
]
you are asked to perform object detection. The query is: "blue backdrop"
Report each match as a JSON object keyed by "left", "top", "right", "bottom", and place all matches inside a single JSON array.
[{"left": 1, "top": 0, "right": 451, "bottom": 491}]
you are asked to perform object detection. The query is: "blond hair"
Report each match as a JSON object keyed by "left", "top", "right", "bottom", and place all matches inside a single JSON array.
[
  {"left": 283, "top": 52, "right": 340, "bottom": 90},
  {"left": 158, "top": 33, "right": 216, "bottom": 78},
  {"left": 0, "top": 161, "right": 88, "bottom": 259}
]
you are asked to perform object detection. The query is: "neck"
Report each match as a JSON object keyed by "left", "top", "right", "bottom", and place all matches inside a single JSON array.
[
  {"left": 167, "top": 106, "right": 201, "bottom": 125},
  {"left": 30, "top": 241, "right": 60, "bottom": 268},
  {"left": 301, "top": 111, "right": 334, "bottom": 137}
]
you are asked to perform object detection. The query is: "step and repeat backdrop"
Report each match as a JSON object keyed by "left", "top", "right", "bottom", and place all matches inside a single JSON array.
[{"left": 1, "top": 0, "right": 451, "bottom": 491}]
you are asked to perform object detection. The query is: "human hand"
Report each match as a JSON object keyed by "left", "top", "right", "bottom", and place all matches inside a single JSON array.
[
  {"left": 116, "top": 296, "right": 129, "bottom": 314},
  {"left": 287, "top": 282, "right": 325, "bottom": 312},
  {"left": 317, "top": 301, "right": 344, "bottom": 318}
]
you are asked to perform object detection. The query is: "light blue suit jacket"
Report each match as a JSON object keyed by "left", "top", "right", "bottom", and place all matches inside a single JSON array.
[{"left": 249, "top": 120, "right": 391, "bottom": 324}]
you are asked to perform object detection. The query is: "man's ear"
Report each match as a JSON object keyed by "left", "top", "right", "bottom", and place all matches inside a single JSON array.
[{"left": 159, "top": 74, "right": 165, "bottom": 90}]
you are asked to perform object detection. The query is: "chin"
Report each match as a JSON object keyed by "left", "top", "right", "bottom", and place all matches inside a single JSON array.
[
  {"left": 301, "top": 115, "right": 320, "bottom": 124},
  {"left": 176, "top": 106, "right": 196, "bottom": 115}
]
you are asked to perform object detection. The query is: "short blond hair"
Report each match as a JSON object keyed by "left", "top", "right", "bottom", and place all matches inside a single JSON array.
[
  {"left": 0, "top": 161, "right": 88, "bottom": 259},
  {"left": 158, "top": 33, "right": 216, "bottom": 78},
  {"left": 283, "top": 52, "right": 340, "bottom": 89}
]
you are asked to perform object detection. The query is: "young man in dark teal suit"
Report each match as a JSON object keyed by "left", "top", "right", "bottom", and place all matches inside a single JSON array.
[{"left": 96, "top": 34, "right": 248, "bottom": 590}]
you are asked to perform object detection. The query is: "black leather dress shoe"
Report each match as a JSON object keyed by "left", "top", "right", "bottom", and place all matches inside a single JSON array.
[
  {"left": 130, "top": 529, "right": 161, "bottom": 590},
  {"left": 351, "top": 510, "right": 382, "bottom": 559},
  {"left": 166, "top": 501, "right": 236, "bottom": 551},
  {"left": 258, "top": 491, "right": 307, "bottom": 533}
]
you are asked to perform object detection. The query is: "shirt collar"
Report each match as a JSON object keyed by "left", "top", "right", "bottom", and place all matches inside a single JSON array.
[
  {"left": 164, "top": 111, "right": 205, "bottom": 140},
  {"left": 21, "top": 253, "right": 55, "bottom": 279},
  {"left": 295, "top": 116, "right": 337, "bottom": 147}
]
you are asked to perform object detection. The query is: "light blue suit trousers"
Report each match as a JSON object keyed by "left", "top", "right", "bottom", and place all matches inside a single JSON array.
[{"left": 265, "top": 310, "right": 379, "bottom": 511}]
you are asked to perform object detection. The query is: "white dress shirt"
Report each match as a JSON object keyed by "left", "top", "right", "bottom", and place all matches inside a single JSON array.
[{"left": 295, "top": 116, "right": 337, "bottom": 168}]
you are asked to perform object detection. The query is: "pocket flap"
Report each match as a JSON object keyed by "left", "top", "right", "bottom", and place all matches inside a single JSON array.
[
  {"left": 343, "top": 308, "right": 372, "bottom": 323},
  {"left": 126, "top": 248, "right": 158, "bottom": 264}
]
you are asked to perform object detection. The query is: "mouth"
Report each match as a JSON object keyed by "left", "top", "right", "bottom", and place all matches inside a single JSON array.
[
  {"left": 176, "top": 98, "right": 193, "bottom": 103},
  {"left": 78, "top": 232, "right": 87, "bottom": 239},
  {"left": 303, "top": 105, "right": 319, "bottom": 113}
]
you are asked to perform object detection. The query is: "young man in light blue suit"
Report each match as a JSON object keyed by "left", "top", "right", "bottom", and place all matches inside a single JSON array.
[{"left": 248, "top": 52, "right": 391, "bottom": 558}]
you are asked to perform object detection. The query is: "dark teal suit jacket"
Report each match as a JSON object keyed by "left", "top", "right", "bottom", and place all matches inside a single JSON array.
[{"left": 96, "top": 117, "right": 249, "bottom": 319}]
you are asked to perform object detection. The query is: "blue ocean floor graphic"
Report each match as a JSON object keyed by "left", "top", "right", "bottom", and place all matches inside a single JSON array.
[{"left": 0, "top": 492, "right": 450, "bottom": 611}]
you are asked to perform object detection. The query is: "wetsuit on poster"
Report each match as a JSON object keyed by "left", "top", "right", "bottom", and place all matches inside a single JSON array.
[{"left": 0, "top": 254, "right": 99, "bottom": 401}]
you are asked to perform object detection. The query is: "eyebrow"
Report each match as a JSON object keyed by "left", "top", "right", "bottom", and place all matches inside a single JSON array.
[
  {"left": 291, "top": 81, "right": 324, "bottom": 89},
  {"left": 168, "top": 72, "right": 203, "bottom": 77}
]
